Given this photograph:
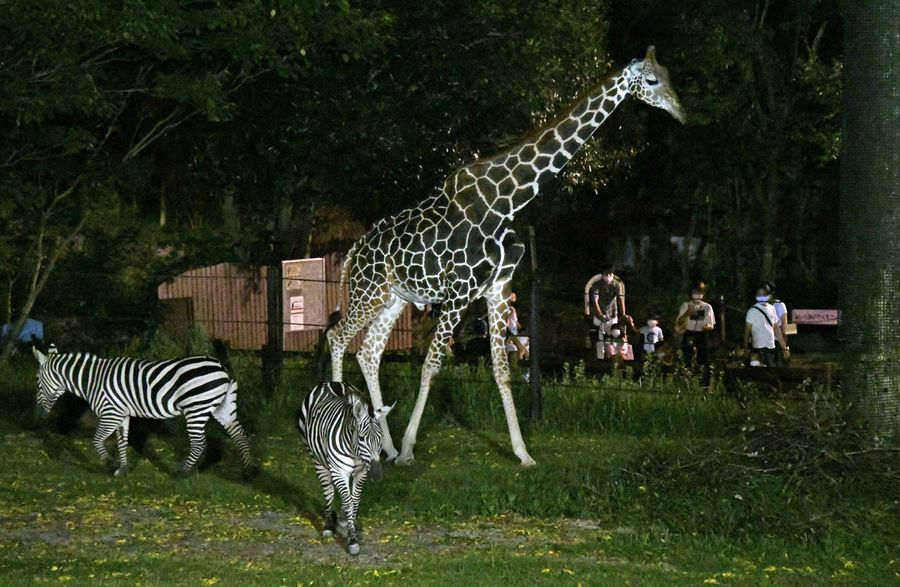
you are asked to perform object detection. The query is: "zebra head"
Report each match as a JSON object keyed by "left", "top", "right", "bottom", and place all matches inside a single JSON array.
[
  {"left": 351, "top": 399, "right": 394, "bottom": 481},
  {"left": 32, "top": 347, "right": 65, "bottom": 415}
]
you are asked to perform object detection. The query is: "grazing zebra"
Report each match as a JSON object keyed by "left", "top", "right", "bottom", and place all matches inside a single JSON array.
[
  {"left": 297, "top": 382, "right": 393, "bottom": 555},
  {"left": 32, "top": 347, "right": 255, "bottom": 477}
]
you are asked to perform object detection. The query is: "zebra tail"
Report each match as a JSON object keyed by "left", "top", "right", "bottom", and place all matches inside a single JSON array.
[{"left": 211, "top": 338, "right": 234, "bottom": 375}]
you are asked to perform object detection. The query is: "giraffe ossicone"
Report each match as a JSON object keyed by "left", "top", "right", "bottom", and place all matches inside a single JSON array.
[{"left": 328, "top": 46, "right": 685, "bottom": 467}]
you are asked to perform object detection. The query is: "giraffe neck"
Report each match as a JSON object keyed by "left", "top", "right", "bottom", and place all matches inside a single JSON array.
[{"left": 459, "top": 63, "right": 639, "bottom": 219}]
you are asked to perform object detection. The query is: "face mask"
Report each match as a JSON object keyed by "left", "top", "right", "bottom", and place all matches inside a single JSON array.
[
  {"left": 692, "top": 294, "right": 703, "bottom": 301},
  {"left": 756, "top": 295, "right": 770, "bottom": 303},
  {"left": 647, "top": 320, "right": 658, "bottom": 328}
]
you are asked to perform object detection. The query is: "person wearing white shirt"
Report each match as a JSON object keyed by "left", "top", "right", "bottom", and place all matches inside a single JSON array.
[
  {"left": 745, "top": 285, "right": 788, "bottom": 367},
  {"left": 676, "top": 282, "right": 715, "bottom": 368}
]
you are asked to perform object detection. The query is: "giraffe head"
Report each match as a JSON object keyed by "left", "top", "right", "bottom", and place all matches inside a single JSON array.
[{"left": 629, "top": 46, "right": 686, "bottom": 124}]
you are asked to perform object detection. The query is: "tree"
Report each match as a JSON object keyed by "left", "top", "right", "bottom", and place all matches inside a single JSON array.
[
  {"left": 0, "top": 0, "right": 389, "bottom": 357},
  {"left": 840, "top": 2, "right": 899, "bottom": 439}
]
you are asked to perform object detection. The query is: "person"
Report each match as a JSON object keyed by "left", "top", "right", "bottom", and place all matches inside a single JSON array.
[
  {"left": 764, "top": 281, "right": 790, "bottom": 364},
  {"left": 745, "top": 284, "right": 788, "bottom": 367},
  {"left": 606, "top": 314, "right": 635, "bottom": 361},
  {"left": 676, "top": 282, "right": 715, "bottom": 369},
  {"left": 585, "top": 266, "right": 626, "bottom": 360},
  {"left": 506, "top": 292, "right": 528, "bottom": 361},
  {"left": 639, "top": 315, "right": 664, "bottom": 357},
  {"left": 0, "top": 315, "right": 44, "bottom": 345}
]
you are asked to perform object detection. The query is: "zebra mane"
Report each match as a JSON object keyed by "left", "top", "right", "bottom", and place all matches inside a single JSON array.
[
  {"left": 54, "top": 351, "right": 98, "bottom": 363},
  {"left": 346, "top": 392, "right": 375, "bottom": 419}
]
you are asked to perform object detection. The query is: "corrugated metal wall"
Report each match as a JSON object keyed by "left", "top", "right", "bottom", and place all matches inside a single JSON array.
[{"left": 157, "top": 254, "right": 414, "bottom": 353}]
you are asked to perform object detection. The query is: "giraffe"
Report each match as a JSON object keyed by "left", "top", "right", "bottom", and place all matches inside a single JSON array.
[{"left": 328, "top": 46, "right": 686, "bottom": 467}]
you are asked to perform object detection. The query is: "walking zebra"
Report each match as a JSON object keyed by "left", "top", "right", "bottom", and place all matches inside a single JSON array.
[
  {"left": 33, "top": 347, "right": 255, "bottom": 478},
  {"left": 297, "top": 382, "right": 393, "bottom": 555}
]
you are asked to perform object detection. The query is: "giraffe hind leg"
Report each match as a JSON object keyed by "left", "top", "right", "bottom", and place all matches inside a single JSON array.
[{"left": 327, "top": 287, "right": 389, "bottom": 383}]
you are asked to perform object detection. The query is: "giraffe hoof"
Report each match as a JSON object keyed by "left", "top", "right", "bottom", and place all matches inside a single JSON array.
[{"left": 394, "top": 454, "right": 415, "bottom": 466}]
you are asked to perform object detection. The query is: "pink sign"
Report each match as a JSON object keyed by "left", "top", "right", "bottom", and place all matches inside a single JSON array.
[{"left": 792, "top": 309, "right": 841, "bottom": 325}]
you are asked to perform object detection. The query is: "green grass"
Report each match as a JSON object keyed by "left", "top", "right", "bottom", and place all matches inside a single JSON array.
[{"left": 1, "top": 355, "right": 897, "bottom": 585}]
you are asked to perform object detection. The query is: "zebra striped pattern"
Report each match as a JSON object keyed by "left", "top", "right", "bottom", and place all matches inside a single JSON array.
[
  {"left": 297, "top": 382, "right": 393, "bottom": 555},
  {"left": 33, "top": 348, "right": 255, "bottom": 477}
]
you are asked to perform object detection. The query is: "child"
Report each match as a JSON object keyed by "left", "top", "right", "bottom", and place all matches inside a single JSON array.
[{"left": 640, "top": 316, "right": 664, "bottom": 356}]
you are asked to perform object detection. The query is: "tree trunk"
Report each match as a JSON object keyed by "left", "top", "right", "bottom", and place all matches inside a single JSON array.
[{"left": 839, "top": 2, "right": 900, "bottom": 440}]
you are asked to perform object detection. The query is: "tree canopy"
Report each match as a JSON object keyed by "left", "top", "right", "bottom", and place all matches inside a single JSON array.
[{"left": 1, "top": 0, "right": 843, "bottom": 356}]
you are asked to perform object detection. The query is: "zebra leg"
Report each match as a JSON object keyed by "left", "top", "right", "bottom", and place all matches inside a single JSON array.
[
  {"left": 113, "top": 417, "right": 130, "bottom": 477},
  {"left": 313, "top": 463, "right": 338, "bottom": 538},
  {"left": 92, "top": 415, "right": 121, "bottom": 473},
  {"left": 176, "top": 412, "right": 211, "bottom": 476},
  {"left": 212, "top": 384, "right": 258, "bottom": 477},
  {"left": 330, "top": 468, "right": 360, "bottom": 555},
  {"left": 347, "top": 470, "right": 368, "bottom": 542}
]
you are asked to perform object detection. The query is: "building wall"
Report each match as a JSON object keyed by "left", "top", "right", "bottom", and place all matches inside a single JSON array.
[{"left": 157, "top": 254, "right": 414, "bottom": 353}]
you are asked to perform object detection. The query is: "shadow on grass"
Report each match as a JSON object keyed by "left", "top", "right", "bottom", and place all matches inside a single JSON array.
[{"left": 242, "top": 469, "right": 321, "bottom": 529}]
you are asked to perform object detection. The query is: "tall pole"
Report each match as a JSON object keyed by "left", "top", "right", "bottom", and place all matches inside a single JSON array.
[
  {"left": 528, "top": 225, "right": 542, "bottom": 422},
  {"left": 263, "top": 263, "right": 284, "bottom": 395}
]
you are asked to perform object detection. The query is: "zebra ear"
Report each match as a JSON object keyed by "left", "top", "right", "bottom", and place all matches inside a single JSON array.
[
  {"left": 32, "top": 346, "right": 48, "bottom": 365},
  {"left": 351, "top": 399, "right": 368, "bottom": 421},
  {"left": 373, "top": 402, "right": 395, "bottom": 421}
]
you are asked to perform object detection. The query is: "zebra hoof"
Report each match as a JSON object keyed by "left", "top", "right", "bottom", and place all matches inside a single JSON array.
[
  {"left": 348, "top": 541, "right": 360, "bottom": 556},
  {"left": 173, "top": 468, "right": 195, "bottom": 479},
  {"left": 322, "top": 528, "right": 334, "bottom": 538},
  {"left": 113, "top": 467, "right": 128, "bottom": 478}
]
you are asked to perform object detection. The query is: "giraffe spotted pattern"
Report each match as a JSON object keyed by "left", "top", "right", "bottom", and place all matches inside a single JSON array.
[{"left": 328, "top": 47, "right": 686, "bottom": 467}]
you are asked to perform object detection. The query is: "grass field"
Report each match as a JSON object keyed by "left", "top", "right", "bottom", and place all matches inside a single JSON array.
[{"left": 1, "top": 352, "right": 897, "bottom": 586}]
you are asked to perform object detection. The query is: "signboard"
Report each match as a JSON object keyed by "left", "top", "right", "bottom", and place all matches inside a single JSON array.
[
  {"left": 792, "top": 309, "right": 841, "bottom": 325},
  {"left": 282, "top": 258, "right": 326, "bottom": 334}
]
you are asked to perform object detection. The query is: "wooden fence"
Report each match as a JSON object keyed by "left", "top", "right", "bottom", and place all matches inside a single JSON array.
[{"left": 157, "top": 254, "right": 414, "bottom": 353}]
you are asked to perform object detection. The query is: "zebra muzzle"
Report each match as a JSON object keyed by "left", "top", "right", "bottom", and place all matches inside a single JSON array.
[{"left": 368, "top": 460, "right": 385, "bottom": 481}]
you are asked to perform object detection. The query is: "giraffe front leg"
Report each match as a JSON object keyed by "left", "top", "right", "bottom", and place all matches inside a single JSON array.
[
  {"left": 113, "top": 417, "right": 130, "bottom": 477},
  {"left": 356, "top": 297, "right": 408, "bottom": 461},
  {"left": 397, "top": 303, "right": 464, "bottom": 466},
  {"left": 486, "top": 287, "right": 536, "bottom": 467}
]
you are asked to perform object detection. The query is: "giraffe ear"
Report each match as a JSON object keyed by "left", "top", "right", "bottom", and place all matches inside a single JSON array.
[
  {"left": 373, "top": 402, "right": 395, "bottom": 421},
  {"left": 645, "top": 46, "right": 658, "bottom": 65}
]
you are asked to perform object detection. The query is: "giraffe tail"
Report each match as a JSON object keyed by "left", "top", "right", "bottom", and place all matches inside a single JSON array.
[{"left": 334, "top": 240, "right": 358, "bottom": 316}]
